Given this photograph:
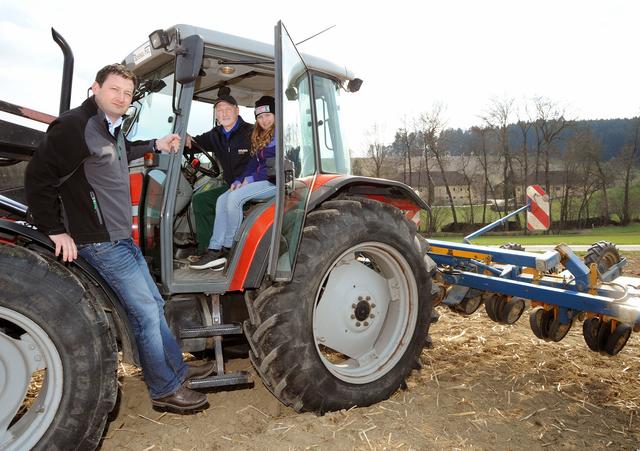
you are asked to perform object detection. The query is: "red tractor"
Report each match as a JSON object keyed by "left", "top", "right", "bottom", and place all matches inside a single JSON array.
[{"left": 0, "top": 23, "right": 434, "bottom": 450}]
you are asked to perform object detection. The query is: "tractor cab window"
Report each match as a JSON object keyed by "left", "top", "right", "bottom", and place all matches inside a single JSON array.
[
  {"left": 286, "top": 75, "right": 314, "bottom": 178},
  {"left": 313, "top": 75, "right": 350, "bottom": 175},
  {"left": 124, "top": 69, "right": 177, "bottom": 141}
]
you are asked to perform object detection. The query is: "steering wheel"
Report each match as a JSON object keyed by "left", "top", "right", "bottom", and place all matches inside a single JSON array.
[{"left": 183, "top": 138, "right": 222, "bottom": 181}]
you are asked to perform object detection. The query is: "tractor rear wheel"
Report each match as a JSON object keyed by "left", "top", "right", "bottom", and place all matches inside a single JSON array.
[
  {"left": 0, "top": 245, "right": 118, "bottom": 451},
  {"left": 244, "top": 198, "right": 432, "bottom": 413}
]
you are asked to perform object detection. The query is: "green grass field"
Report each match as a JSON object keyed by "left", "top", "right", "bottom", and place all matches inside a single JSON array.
[{"left": 429, "top": 223, "right": 640, "bottom": 245}]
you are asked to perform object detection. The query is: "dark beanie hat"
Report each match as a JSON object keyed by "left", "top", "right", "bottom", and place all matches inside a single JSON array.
[{"left": 254, "top": 95, "right": 275, "bottom": 117}]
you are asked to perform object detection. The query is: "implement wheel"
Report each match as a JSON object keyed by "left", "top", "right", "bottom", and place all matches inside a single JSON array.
[
  {"left": 483, "top": 294, "right": 504, "bottom": 322},
  {"left": 584, "top": 241, "right": 621, "bottom": 275},
  {"left": 500, "top": 298, "right": 525, "bottom": 325},
  {"left": 596, "top": 320, "right": 613, "bottom": 352},
  {"left": 244, "top": 198, "right": 432, "bottom": 413},
  {"left": 454, "top": 295, "right": 483, "bottom": 316},
  {"left": 547, "top": 317, "right": 572, "bottom": 342},
  {"left": 530, "top": 307, "right": 569, "bottom": 341},
  {"left": 604, "top": 323, "right": 632, "bottom": 356},
  {"left": 529, "top": 307, "right": 546, "bottom": 339},
  {"left": 583, "top": 317, "right": 603, "bottom": 351}
]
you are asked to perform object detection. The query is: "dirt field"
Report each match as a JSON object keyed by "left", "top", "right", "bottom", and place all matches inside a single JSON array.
[{"left": 100, "top": 255, "right": 640, "bottom": 451}]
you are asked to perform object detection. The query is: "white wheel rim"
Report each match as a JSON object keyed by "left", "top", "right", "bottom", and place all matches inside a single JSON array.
[
  {"left": 313, "top": 242, "right": 419, "bottom": 384},
  {"left": 0, "top": 306, "right": 64, "bottom": 450}
]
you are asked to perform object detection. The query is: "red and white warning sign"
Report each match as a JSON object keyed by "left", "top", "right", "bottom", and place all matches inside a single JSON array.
[{"left": 526, "top": 185, "right": 550, "bottom": 231}]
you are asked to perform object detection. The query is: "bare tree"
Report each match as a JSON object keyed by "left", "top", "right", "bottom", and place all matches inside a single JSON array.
[
  {"left": 516, "top": 99, "right": 534, "bottom": 205},
  {"left": 577, "top": 127, "right": 611, "bottom": 223},
  {"left": 365, "top": 122, "right": 390, "bottom": 178},
  {"left": 397, "top": 117, "right": 417, "bottom": 186},
  {"left": 564, "top": 130, "right": 599, "bottom": 227},
  {"left": 532, "top": 98, "right": 569, "bottom": 186},
  {"left": 620, "top": 117, "right": 640, "bottom": 225},
  {"left": 532, "top": 97, "right": 571, "bottom": 231},
  {"left": 470, "top": 125, "right": 494, "bottom": 223},
  {"left": 416, "top": 124, "right": 435, "bottom": 204},
  {"left": 481, "top": 97, "right": 517, "bottom": 221},
  {"left": 459, "top": 151, "right": 475, "bottom": 224},
  {"left": 419, "top": 103, "right": 458, "bottom": 225}
]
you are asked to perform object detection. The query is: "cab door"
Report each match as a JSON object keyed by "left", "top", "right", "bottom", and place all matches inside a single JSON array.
[{"left": 267, "top": 21, "right": 317, "bottom": 281}]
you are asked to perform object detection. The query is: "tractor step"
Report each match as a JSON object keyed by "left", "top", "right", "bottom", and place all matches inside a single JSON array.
[
  {"left": 180, "top": 323, "right": 243, "bottom": 339},
  {"left": 187, "top": 371, "right": 252, "bottom": 389}
]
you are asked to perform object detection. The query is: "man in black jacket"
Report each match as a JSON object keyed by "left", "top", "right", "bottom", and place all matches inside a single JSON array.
[
  {"left": 25, "top": 63, "right": 214, "bottom": 413},
  {"left": 186, "top": 94, "right": 252, "bottom": 260}
]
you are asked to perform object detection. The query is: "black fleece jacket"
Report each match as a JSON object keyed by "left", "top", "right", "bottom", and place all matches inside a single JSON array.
[
  {"left": 191, "top": 116, "right": 253, "bottom": 186},
  {"left": 25, "top": 97, "right": 153, "bottom": 245}
]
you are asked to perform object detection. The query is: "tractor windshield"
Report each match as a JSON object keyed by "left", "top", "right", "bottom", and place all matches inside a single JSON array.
[
  {"left": 313, "top": 75, "right": 350, "bottom": 175},
  {"left": 124, "top": 68, "right": 178, "bottom": 141}
]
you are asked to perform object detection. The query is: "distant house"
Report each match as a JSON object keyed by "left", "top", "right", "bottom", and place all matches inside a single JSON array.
[
  {"left": 391, "top": 170, "right": 480, "bottom": 205},
  {"left": 514, "top": 171, "right": 567, "bottom": 202}
]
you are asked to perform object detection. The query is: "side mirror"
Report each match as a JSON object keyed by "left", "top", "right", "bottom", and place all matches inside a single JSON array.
[
  {"left": 347, "top": 78, "right": 363, "bottom": 92},
  {"left": 176, "top": 35, "right": 204, "bottom": 84}
]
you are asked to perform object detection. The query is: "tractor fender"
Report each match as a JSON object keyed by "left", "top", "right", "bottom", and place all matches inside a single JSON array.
[
  {"left": 309, "top": 174, "right": 431, "bottom": 217},
  {"left": 0, "top": 219, "right": 139, "bottom": 364}
]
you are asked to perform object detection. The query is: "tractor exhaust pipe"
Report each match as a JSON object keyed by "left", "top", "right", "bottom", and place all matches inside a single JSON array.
[{"left": 51, "top": 28, "right": 74, "bottom": 115}]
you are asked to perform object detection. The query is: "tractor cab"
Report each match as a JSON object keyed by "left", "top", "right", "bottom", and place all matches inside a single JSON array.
[{"left": 122, "top": 23, "right": 361, "bottom": 295}]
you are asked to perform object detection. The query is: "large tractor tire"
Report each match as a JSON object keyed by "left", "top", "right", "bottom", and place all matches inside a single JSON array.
[
  {"left": 584, "top": 241, "right": 622, "bottom": 275},
  {"left": 0, "top": 245, "right": 118, "bottom": 451},
  {"left": 244, "top": 198, "right": 432, "bottom": 413}
]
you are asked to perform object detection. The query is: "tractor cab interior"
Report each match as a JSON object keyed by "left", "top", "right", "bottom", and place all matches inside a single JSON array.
[
  {"left": 123, "top": 38, "right": 280, "bottom": 289},
  {"left": 122, "top": 25, "right": 359, "bottom": 294}
]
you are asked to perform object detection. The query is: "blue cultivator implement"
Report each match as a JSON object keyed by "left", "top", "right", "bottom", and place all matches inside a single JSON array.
[{"left": 426, "top": 186, "right": 640, "bottom": 356}]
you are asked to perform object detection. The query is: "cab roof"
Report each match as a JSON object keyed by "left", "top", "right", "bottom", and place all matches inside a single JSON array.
[{"left": 122, "top": 24, "right": 357, "bottom": 107}]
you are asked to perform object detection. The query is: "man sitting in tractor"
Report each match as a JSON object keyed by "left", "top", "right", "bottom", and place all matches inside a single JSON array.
[
  {"left": 25, "top": 63, "right": 216, "bottom": 413},
  {"left": 185, "top": 92, "right": 253, "bottom": 263}
]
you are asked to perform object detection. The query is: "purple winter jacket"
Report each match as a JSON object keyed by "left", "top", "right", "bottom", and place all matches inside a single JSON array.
[{"left": 235, "top": 136, "right": 276, "bottom": 184}]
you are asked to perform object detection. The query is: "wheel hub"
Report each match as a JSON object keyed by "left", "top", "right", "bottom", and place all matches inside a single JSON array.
[{"left": 354, "top": 298, "right": 373, "bottom": 322}]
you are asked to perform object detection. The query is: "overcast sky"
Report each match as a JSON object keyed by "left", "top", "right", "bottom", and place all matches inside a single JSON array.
[{"left": 1, "top": 0, "right": 638, "bottom": 152}]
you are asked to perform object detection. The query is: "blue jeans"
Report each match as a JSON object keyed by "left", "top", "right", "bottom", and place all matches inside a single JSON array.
[
  {"left": 208, "top": 180, "right": 276, "bottom": 249},
  {"left": 78, "top": 238, "right": 187, "bottom": 399}
]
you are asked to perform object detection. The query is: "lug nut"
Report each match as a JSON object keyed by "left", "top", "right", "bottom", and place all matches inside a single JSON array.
[
  {"left": 370, "top": 314, "right": 375, "bottom": 319},
  {"left": 356, "top": 322, "right": 361, "bottom": 327},
  {"left": 366, "top": 296, "right": 371, "bottom": 300},
  {"left": 371, "top": 303, "right": 376, "bottom": 308},
  {"left": 363, "top": 321, "right": 369, "bottom": 326},
  {"left": 351, "top": 314, "right": 356, "bottom": 319},
  {"left": 358, "top": 296, "right": 363, "bottom": 301},
  {"left": 352, "top": 303, "right": 356, "bottom": 308}
]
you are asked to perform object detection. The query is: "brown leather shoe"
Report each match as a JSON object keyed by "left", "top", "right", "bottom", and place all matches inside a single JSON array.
[
  {"left": 187, "top": 361, "right": 216, "bottom": 380},
  {"left": 152, "top": 385, "right": 208, "bottom": 413}
]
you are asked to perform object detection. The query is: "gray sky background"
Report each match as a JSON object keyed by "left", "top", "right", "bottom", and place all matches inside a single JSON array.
[{"left": 1, "top": 0, "right": 638, "bottom": 152}]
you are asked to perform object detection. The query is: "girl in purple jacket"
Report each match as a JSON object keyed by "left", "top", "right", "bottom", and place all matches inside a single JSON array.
[{"left": 191, "top": 96, "right": 277, "bottom": 269}]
